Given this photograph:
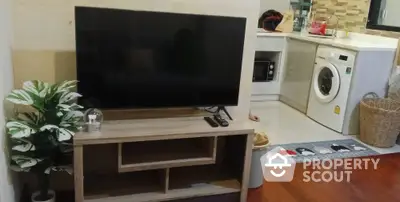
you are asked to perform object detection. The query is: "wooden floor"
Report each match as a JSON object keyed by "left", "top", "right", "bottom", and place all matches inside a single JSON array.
[
  {"left": 247, "top": 154, "right": 400, "bottom": 202},
  {"left": 20, "top": 154, "right": 400, "bottom": 202}
]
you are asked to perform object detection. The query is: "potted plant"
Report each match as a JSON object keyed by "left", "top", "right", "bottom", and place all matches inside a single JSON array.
[{"left": 5, "top": 80, "right": 84, "bottom": 202}]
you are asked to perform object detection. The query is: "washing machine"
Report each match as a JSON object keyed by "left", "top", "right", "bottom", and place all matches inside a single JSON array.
[
  {"left": 307, "top": 46, "right": 357, "bottom": 134},
  {"left": 307, "top": 45, "right": 396, "bottom": 135}
]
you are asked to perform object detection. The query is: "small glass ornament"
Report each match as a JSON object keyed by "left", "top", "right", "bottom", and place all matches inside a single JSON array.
[{"left": 84, "top": 108, "right": 103, "bottom": 132}]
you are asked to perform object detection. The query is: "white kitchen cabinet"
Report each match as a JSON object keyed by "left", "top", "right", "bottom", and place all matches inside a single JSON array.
[
  {"left": 255, "top": 37, "right": 285, "bottom": 52},
  {"left": 252, "top": 31, "right": 398, "bottom": 103},
  {"left": 252, "top": 35, "right": 287, "bottom": 101},
  {"left": 280, "top": 38, "right": 317, "bottom": 113}
]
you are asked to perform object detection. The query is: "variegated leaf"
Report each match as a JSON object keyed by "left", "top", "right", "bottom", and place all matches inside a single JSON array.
[
  {"left": 22, "top": 80, "right": 50, "bottom": 98},
  {"left": 11, "top": 155, "right": 42, "bottom": 168},
  {"left": 22, "top": 81, "right": 39, "bottom": 95},
  {"left": 45, "top": 165, "right": 73, "bottom": 175},
  {"left": 12, "top": 139, "right": 36, "bottom": 152},
  {"left": 6, "top": 121, "right": 36, "bottom": 138},
  {"left": 62, "top": 111, "right": 84, "bottom": 123},
  {"left": 57, "top": 128, "right": 74, "bottom": 141},
  {"left": 59, "top": 123, "right": 71, "bottom": 127},
  {"left": 46, "top": 80, "right": 78, "bottom": 99},
  {"left": 47, "top": 80, "right": 77, "bottom": 97},
  {"left": 39, "top": 124, "right": 59, "bottom": 132},
  {"left": 46, "top": 84, "right": 59, "bottom": 99},
  {"left": 57, "top": 112, "right": 63, "bottom": 117},
  {"left": 57, "top": 80, "right": 78, "bottom": 92},
  {"left": 59, "top": 92, "right": 82, "bottom": 104},
  {"left": 6, "top": 89, "right": 34, "bottom": 105},
  {"left": 70, "top": 103, "right": 84, "bottom": 111},
  {"left": 10, "top": 165, "right": 31, "bottom": 172},
  {"left": 57, "top": 103, "right": 71, "bottom": 112},
  {"left": 17, "top": 112, "right": 41, "bottom": 125}
]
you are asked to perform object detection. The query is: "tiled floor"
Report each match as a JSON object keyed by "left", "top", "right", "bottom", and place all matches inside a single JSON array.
[{"left": 250, "top": 101, "right": 400, "bottom": 155}]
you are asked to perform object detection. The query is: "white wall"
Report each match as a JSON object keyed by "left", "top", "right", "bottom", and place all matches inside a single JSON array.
[
  {"left": 13, "top": 0, "right": 260, "bottom": 121},
  {"left": 0, "top": 0, "right": 18, "bottom": 202},
  {"left": 260, "top": 0, "right": 290, "bottom": 16}
]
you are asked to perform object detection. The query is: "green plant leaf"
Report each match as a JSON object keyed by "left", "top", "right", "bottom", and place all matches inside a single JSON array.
[
  {"left": 44, "top": 165, "right": 73, "bottom": 175},
  {"left": 61, "top": 111, "right": 84, "bottom": 123},
  {"left": 39, "top": 124, "right": 59, "bottom": 132},
  {"left": 59, "top": 123, "right": 71, "bottom": 127},
  {"left": 6, "top": 121, "right": 36, "bottom": 138},
  {"left": 59, "top": 92, "right": 82, "bottom": 104},
  {"left": 57, "top": 112, "right": 63, "bottom": 117},
  {"left": 57, "top": 128, "right": 74, "bottom": 141},
  {"left": 46, "top": 81, "right": 78, "bottom": 99},
  {"left": 17, "top": 112, "right": 42, "bottom": 125},
  {"left": 12, "top": 139, "right": 36, "bottom": 152},
  {"left": 57, "top": 104, "right": 72, "bottom": 112},
  {"left": 6, "top": 89, "right": 34, "bottom": 105},
  {"left": 57, "top": 80, "right": 78, "bottom": 92},
  {"left": 57, "top": 103, "right": 83, "bottom": 113},
  {"left": 69, "top": 103, "right": 84, "bottom": 111},
  {"left": 22, "top": 80, "right": 50, "bottom": 98},
  {"left": 10, "top": 165, "right": 31, "bottom": 172},
  {"left": 11, "top": 155, "right": 43, "bottom": 168},
  {"left": 60, "top": 110, "right": 84, "bottom": 131}
]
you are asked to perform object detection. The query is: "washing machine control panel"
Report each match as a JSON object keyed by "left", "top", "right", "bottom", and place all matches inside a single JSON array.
[
  {"left": 339, "top": 55, "right": 348, "bottom": 61},
  {"left": 317, "top": 46, "right": 356, "bottom": 67}
]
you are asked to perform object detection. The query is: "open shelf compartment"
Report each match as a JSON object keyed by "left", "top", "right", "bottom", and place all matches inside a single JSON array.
[
  {"left": 118, "top": 137, "right": 217, "bottom": 172},
  {"left": 165, "top": 135, "right": 248, "bottom": 199},
  {"left": 84, "top": 170, "right": 166, "bottom": 201},
  {"left": 168, "top": 165, "right": 241, "bottom": 194}
]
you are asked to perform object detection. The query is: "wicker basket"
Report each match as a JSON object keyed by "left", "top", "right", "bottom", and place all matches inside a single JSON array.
[{"left": 360, "top": 93, "right": 400, "bottom": 148}]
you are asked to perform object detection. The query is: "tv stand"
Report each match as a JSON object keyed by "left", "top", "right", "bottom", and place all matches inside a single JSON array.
[
  {"left": 215, "top": 106, "right": 233, "bottom": 120},
  {"left": 73, "top": 117, "right": 254, "bottom": 202}
]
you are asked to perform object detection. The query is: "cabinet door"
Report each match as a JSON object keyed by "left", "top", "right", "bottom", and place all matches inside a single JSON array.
[{"left": 280, "top": 38, "right": 317, "bottom": 113}]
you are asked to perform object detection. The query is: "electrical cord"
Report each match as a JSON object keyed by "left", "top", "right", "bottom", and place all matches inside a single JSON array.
[{"left": 204, "top": 106, "right": 218, "bottom": 114}]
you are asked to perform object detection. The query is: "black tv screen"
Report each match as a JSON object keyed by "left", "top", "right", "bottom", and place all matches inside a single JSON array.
[{"left": 75, "top": 7, "right": 246, "bottom": 109}]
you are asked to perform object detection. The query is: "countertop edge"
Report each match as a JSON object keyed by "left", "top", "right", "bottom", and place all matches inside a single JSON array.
[{"left": 256, "top": 32, "right": 398, "bottom": 52}]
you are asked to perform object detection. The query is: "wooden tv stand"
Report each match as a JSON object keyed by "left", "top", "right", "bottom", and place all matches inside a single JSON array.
[{"left": 73, "top": 117, "right": 254, "bottom": 202}]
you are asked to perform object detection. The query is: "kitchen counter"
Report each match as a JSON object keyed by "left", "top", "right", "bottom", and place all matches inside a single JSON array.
[
  {"left": 253, "top": 29, "right": 399, "bottom": 102},
  {"left": 257, "top": 31, "right": 398, "bottom": 52}
]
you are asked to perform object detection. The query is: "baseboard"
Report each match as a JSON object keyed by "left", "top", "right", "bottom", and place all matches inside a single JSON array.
[{"left": 251, "top": 95, "right": 279, "bottom": 102}]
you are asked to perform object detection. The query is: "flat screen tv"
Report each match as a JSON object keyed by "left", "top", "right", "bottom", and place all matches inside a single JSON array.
[{"left": 75, "top": 7, "right": 246, "bottom": 109}]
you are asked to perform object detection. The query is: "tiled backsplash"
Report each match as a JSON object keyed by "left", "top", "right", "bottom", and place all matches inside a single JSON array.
[
  {"left": 312, "top": 0, "right": 400, "bottom": 64},
  {"left": 312, "top": 0, "right": 400, "bottom": 38},
  {"left": 312, "top": 0, "right": 370, "bottom": 33}
]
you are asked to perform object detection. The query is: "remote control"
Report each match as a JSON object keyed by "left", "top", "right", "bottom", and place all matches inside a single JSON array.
[
  {"left": 213, "top": 114, "right": 229, "bottom": 127},
  {"left": 204, "top": 116, "right": 219, "bottom": 128}
]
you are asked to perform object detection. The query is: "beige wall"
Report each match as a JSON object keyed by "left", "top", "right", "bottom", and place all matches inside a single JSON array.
[
  {"left": 259, "top": 0, "right": 290, "bottom": 15},
  {"left": 12, "top": 0, "right": 259, "bottom": 120}
]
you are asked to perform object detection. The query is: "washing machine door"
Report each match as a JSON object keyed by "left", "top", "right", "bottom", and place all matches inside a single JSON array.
[{"left": 313, "top": 60, "right": 340, "bottom": 103}]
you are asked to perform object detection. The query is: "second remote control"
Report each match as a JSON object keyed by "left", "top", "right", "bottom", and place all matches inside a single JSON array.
[
  {"left": 213, "top": 114, "right": 229, "bottom": 127},
  {"left": 204, "top": 116, "right": 219, "bottom": 128}
]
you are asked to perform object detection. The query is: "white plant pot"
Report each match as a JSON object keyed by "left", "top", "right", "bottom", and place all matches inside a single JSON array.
[{"left": 31, "top": 190, "right": 55, "bottom": 202}]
